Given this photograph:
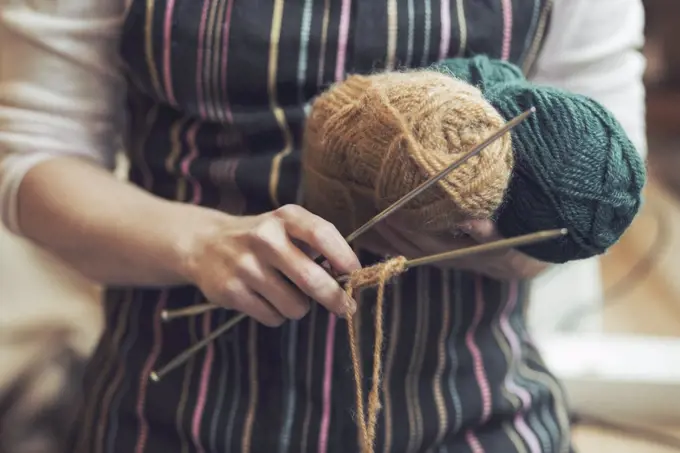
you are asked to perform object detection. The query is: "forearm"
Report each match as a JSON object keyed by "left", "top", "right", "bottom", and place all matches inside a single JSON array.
[{"left": 17, "top": 156, "right": 222, "bottom": 286}]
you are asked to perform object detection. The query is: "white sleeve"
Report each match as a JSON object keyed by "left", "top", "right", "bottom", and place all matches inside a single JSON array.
[
  {"left": 530, "top": 0, "right": 647, "bottom": 158},
  {"left": 527, "top": 0, "right": 647, "bottom": 335},
  {"left": 0, "top": 0, "right": 127, "bottom": 235}
]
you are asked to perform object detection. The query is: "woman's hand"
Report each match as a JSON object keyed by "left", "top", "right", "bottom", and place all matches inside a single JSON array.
[
  {"left": 15, "top": 158, "right": 359, "bottom": 326},
  {"left": 369, "top": 218, "right": 550, "bottom": 280},
  {"left": 181, "top": 204, "right": 361, "bottom": 327}
]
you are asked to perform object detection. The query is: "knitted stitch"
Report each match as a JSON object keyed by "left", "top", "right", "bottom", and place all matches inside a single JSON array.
[
  {"left": 433, "top": 57, "right": 647, "bottom": 262},
  {"left": 303, "top": 56, "right": 646, "bottom": 263},
  {"left": 302, "top": 71, "right": 514, "bottom": 236}
]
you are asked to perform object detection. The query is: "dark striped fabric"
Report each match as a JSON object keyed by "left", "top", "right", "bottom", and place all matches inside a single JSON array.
[{"left": 70, "top": 1, "right": 574, "bottom": 452}]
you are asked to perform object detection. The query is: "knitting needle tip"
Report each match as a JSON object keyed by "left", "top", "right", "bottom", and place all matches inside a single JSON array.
[{"left": 149, "top": 372, "right": 160, "bottom": 383}]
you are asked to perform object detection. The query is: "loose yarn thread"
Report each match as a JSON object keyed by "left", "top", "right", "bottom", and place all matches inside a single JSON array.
[{"left": 344, "top": 256, "right": 408, "bottom": 453}]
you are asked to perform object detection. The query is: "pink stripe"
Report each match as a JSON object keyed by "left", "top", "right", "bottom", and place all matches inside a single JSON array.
[
  {"left": 466, "top": 275, "right": 492, "bottom": 423},
  {"left": 191, "top": 312, "right": 215, "bottom": 453},
  {"left": 501, "top": 0, "right": 513, "bottom": 60},
  {"left": 334, "top": 0, "right": 352, "bottom": 81},
  {"left": 195, "top": 0, "right": 211, "bottom": 119},
  {"left": 317, "top": 14, "right": 351, "bottom": 450},
  {"left": 220, "top": 0, "right": 235, "bottom": 123},
  {"left": 500, "top": 281, "right": 542, "bottom": 453},
  {"left": 466, "top": 430, "right": 485, "bottom": 453},
  {"left": 317, "top": 313, "right": 337, "bottom": 453},
  {"left": 133, "top": 290, "right": 168, "bottom": 453},
  {"left": 162, "top": 0, "right": 177, "bottom": 105},
  {"left": 439, "top": 0, "right": 451, "bottom": 59},
  {"left": 182, "top": 122, "right": 203, "bottom": 204}
]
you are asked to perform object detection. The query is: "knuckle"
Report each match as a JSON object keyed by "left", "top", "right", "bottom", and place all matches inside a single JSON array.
[
  {"left": 233, "top": 253, "right": 256, "bottom": 277},
  {"left": 274, "top": 204, "right": 303, "bottom": 219},
  {"left": 249, "top": 218, "right": 282, "bottom": 246},
  {"left": 222, "top": 278, "right": 246, "bottom": 300},
  {"left": 297, "top": 267, "right": 327, "bottom": 295},
  {"left": 310, "top": 219, "right": 340, "bottom": 244}
]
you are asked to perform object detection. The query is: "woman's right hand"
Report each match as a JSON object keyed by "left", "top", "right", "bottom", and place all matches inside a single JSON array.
[{"left": 181, "top": 204, "right": 361, "bottom": 327}]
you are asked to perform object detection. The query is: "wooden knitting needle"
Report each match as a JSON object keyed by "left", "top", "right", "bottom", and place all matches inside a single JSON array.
[
  {"left": 150, "top": 227, "right": 566, "bottom": 382},
  {"left": 161, "top": 107, "right": 537, "bottom": 323},
  {"left": 342, "top": 106, "right": 536, "bottom": 244}
]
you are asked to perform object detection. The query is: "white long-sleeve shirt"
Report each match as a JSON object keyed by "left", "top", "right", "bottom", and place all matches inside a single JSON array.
[{"left": 0, "top": 0, "right": 647, "bottom": 328}]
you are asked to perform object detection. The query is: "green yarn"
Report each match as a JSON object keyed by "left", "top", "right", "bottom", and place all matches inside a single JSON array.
[{"left": 430, "top": 56, "right": 646, "bottom": 263}]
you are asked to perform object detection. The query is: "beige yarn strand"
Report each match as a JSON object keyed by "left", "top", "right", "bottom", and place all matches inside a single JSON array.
[{"left": 345, "top": 256, "right": 408, "bottom": 453}]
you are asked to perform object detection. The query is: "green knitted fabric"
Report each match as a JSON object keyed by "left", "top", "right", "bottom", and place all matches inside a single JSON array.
[{"left": 430, "top": 56, "right": 647, "bottom": 263}]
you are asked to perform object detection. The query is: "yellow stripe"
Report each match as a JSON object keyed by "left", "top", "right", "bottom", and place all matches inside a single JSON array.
[
  {"left": 432, "top": 269, "right": 450, "bottom": 446},
  {"left": 267, "top": 0, "right": 295, "bottom": 208},
  {"left": 456, "top": 0, "right": 468, "bottom": 56},
  {"left": 204, "top": 0, "right": 222, "bottom": 120},
  {"left": 144, "top": 0, "right": 164, "bottom": 98},
  {"left": 94, "top": 293, "right": 135, "bottom": 453},
  {"left": 176, "top": 296, "right": 200, "bottom": 453},
  {"left": 504, "top": 422, "right": 529, "bottom": 453},
  {"left": 165, "top": 117, "right": 189, "bottom": 174},
  {"left": 212, "top": 0, "right": 229, "bottom": 122},
  {"left": 75, "top": 290, "right": 133, "bottom": 452},
  {"left": 523, "top": 0, "right": 553, "bottom": 73},
  {"left": 491, "top": 305, "right": 523, "bottom": 410}
]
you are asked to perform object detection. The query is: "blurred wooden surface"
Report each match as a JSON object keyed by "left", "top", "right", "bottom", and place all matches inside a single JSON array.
[
  {"left": 574, "top": 425, "right": 680, "bottom": 453},
  {"left": 572, "top": 178, "right": 680, "bottom": 451}
]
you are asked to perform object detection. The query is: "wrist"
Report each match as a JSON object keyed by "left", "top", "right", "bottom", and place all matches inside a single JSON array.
[{"left": 167, "top": 202, "right": 229, "bottom": 285}]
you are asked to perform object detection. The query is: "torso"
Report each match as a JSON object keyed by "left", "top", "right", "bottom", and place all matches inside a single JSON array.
[{"left": 70, "top": 1, "right": 574, "bottom": 452}]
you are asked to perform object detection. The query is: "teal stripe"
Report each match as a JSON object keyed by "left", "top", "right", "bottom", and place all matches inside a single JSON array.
[
  {"left": 224, "top": 322, "right": 242, "bottom": 450},
  {"left": 209, "top": 310, "right": 230, "bottom": 451},
  {"left": 298, "top": 0, "right": 314, "bottom": 102},
  {"left": 278, "top": 321, "right": 299, "bottom": 453},
  {"left": 519, "top": 0, "right": 540, "bottom": 62},
  {"left": 439, "top": 271, "right": 463, "bottom": 453},
  {"left": 421, "top": 0, "right": 432, "bottom": 66}
]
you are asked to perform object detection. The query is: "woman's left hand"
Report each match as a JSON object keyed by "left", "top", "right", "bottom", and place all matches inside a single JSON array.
[{"left": 368, "top": 218, "right": 550, "bottom": 280}]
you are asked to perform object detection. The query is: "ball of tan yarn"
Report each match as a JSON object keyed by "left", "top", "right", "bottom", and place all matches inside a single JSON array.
[{"left": 302, "top": 70, "right": 514, "bottom": 237}]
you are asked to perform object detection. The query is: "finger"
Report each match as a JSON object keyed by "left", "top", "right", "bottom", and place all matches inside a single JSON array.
[
  {"left": 249, "top": 217, "right": 355, "bottom": 317},
  {"left": 273, "top": 246, "right": 354, "bottom": 317},
  {"left": 241, "top": 263, "right": 311, "bottom": 320},
  {"left": 222, "top": 279, "right": 285, "bottom": 327},
  {"left": 274, "top": 204, "right": 360, "bottom": 274},
  {"left": 459, "top": 219, "right": 502, "bottom": 243}
]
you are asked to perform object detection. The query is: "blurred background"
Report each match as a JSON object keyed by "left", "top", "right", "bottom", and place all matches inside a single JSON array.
[
  {"left": 568, "top": 0, "right": 680, "bottom": 450},
  {"left": 1, "top": 1, "right": 679, "bottom": 452}
]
